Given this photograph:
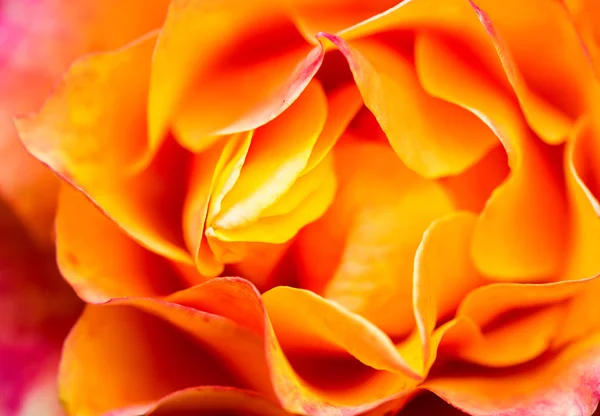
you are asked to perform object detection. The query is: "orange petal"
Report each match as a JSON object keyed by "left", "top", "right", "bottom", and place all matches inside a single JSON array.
[
  {"left": 303, "top": 83, "right": 363, "bottom": 173},
  {"left": 59, "top": 287, "right": 274, "bottom": 416},
  {"left": 1, "top": 0, "right": 170, "bottom": 245},
  {"left": 150, "top": 0, "right": 323, "bottom": 150},
  {"left": 415, "top": 30, "right": 568, "bottom": 281},
  {"left": 321, "top": 34, "right": 498, "bottom": 178},
  {"left": 413, "top": 212, "right": 484, "bottom": 370},
  {"left": 468, "top": 0, "right": 593, "bottom": 142},
  {"left": 296, "top": 141, "right": 454, "bottom": 337},
  {"left": 560, "top": 0, "right": 600, "bottom": 79},
  {"left": 264, "top": 287, "right": 417, "bottom": 375},
  {"left": 56, "top": 184, "right": 184, "bottom": 303},
  {"left": 173, "top": 278, "right": 424, "bottom": 414},
  {"left": 145, "top": 387, "right": 289, "bottom": 416},
  {"left": 288, "top": 0, "right": 402, "bottom": 41},
  {"left": 569, "top": 116, "right": 600, "bottom": 218},
  {"left": 12, "top": 33, "right": 157, "bottom": 244},
  {"left": 553, "top": 118, "right": 600, "bottom": 344},
  {"left": 424, "top": 332, "right": 600, "bottom": 416},
  {"left": 16, "top": 34, "right": 193, "bottom": 264},
  {"left": 16, "top": 33, "right": 157, "bottom": 181},
  {"left": 438, "top": 145, "right": 509, "bottom": 213},
  {"left": 438, "top": 276, "right": 599, "bottom": 367},
  {"left": 263, "top": 286, "right": 420, "bottom": 414}
]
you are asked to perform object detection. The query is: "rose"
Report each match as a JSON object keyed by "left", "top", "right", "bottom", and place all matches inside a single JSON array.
[
  {"left": 13, "top": 0, "right": 600, "bottom": 414},
  {"left": 0, "top": 1, "right": 113, "bottom": 413}
]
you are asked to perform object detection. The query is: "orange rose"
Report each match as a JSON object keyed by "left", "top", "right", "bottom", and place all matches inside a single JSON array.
[{"left": 11, "top": 0, "right": 600, "bottom": 415}]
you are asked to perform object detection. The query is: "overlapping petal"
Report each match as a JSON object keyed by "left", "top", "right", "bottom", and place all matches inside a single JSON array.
[
  {"left": 320, "top": 33, "right": 498, "bottom": 178},
  {"left": 151, "top": 0, "right": 325, "bottom": 151},
  {"left": 61, "top": 277, "right": 423, "bottom": 416},
  {"left": 296, "top": 141, "right": 454, "bottom": 337},
  {"left": 425, "top": 332, "right": 600, "bottom": 416},
  {"left": 414, "top": 30, "right": 568, "bottom": 281}
]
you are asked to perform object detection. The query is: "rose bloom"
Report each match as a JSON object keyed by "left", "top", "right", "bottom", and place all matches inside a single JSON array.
[{"left": 7, "top": 0, "right": 600, "bottom": 414}]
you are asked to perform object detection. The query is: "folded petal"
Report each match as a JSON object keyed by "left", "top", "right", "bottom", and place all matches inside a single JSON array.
[
  {"left": 169, "top": 278, "right": 420, "bottom": 415},
  {"left": 415, "top": 30, "right": 568, "bottom": 281},
  {"left": 569, "top": 116, "right": 600, "bottom": 217},
  {"left": 183, "top": 81, "right": 348, "bottom": 280},
  {"left": 209, "top": 81, "right": 327, "bottom": 234},
  {"left": 2, "top": 0, "right": 170, "bottom": 244},
  {"left": 554, "top": 118, "right": 600, "bottom": 345},
  {"left": 287, "top": 0, "right": 402, "bottom": 40},
  {"left": 560, "top": 0, "right": 600, "bottom": 79},
  {"left": 438, "top": 146, "right": 509, "bottom": 213},
  {"left": 296, "top": 141, "right": 454, "bottom": 337},
  {"left": 15, "top": 35, "right": 193, "bottom": 264},
  {"left": 424, "top": 332, "right": 600, "bottom": 416},
  {"left": 413, "top": 212, "right": 484, "bottom": 371},
  {"left": 56, "top": 184, "right": 186, "bottom": 302},
  {"left": 59, "top": 291, "right": 273, "bottom": 416},
  {"left": 468, "top": 0, "right": 593, "bottom": 143},
  {"left": 16, "top": 34, "right": 157, "bottom": 180},
  {"left": 263, "top": 287, "right": 421, "bottom": 414},
  {"left": 321, "top": 34, "right": 498, "bottom": 178},
  {"left": 436, "top": 276, "right": 599, "bottom": 367},
  {"left": 151, "top": 0, "right": 324, "bottom": 149}
]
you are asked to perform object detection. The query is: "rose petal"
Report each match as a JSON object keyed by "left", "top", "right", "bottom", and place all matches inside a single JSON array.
[
  {"left": 414, "top": 30, "right": 567, "bottom": 281},
  {"left": 560, "top": 0, "right": 600, "bottom": 79},
  {"left": 150, "top": 0, "right": 323, "bottom": 149},
  {"left": 169, "top": 278, "right": 420, "bottom": 415},
  {"left": 303, "top": 83, "right": 363, "bottom": 173},
  {"left": 16, "top": 33, "right": 157, "bottom": 180},
  {"left": 209, "top": 80, "right": 327, "bottom": 233},
  {"left": 263, "top": 287, "right": 420, "bottom": 414},
  {"left": 569, "top": 116, "right": 600, "bottom": 218},
  {"left": 436, "top": 276, "right": 599, "bottom": 367},
  {"left": 468, "top": 0, "right": 593, "bottom": 142},
  {"left": 55, "top": 184, "right": 185, "bottom": 302},
  {"left": 287, "top": 0, "right": 402, "bottom": 41},
  {"left": 59, "top": 292, "right": 274, "bottom": 416},
  {"left": 16, "top": 34, "right": 194, "bottom": 264},
  {"left": 214, "top": 159, "right": 335, "bottom": 249},
  {"left": 145, "top": 387, "right": 289, "bottom": 416},
  {"left": 320, "top": 34, "right": 498, "bottom": 178},
  {"left": 553, "top": 118, "right": 600, "bottom": 344},
  {"left": 296, "top": 141, "right": 454, "bottom": 337},
  {"left": 412, "top": 212, "right": 484, "bottom": 371},
  {"left": 424, "top": 332, "right": 600, "bottom": 416},
  {"left": 263, "top": 287, "right": 417, "bottom": 375},
  {"left": 438, "top": 145, "right": 509, "bottom": 213},
  {"left": 1, "top": 0, "right": 171, "bottom": 242}
]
